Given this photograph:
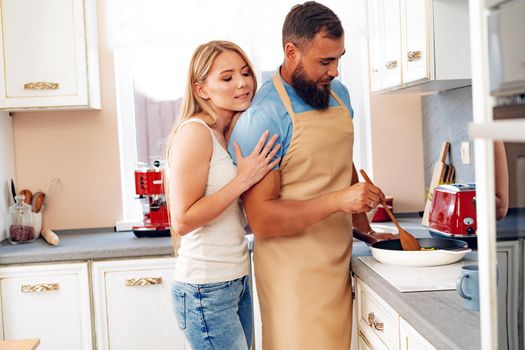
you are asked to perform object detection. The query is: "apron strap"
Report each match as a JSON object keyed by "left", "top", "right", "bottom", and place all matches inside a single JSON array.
[
  {"left": 330, "top": 89, "right": 346, "bottom": 109},
  {"left": 272, "top": 72, "right": 296, "bottom": 118}
]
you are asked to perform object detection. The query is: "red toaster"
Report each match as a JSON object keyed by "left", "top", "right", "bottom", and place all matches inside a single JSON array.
[{"left": 428, "top": 184, "right": 477, "bottom": 241}]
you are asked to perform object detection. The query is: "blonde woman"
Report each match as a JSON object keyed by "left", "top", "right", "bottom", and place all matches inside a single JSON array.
[{"left": 165, "top": 41, "right": 280, "bottom": 349}]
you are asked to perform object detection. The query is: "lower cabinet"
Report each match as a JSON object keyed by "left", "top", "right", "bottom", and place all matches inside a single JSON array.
[
  {"left": 92, "top": 257, "right": 188, "bottom": 350},
  {"left": 355, "top": 278, "right": 436, "bottom": 350},
  {"left": 0, "top": 263, "right": 92, "bottom": 350},
  {"left": 399, "top": 317, "right": 435, "bottom": 350},
  {"left": 496, "top": 240, "right": 520, "bottom": 350}
]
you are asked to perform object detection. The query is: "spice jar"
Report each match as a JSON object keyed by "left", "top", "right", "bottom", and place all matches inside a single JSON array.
[{"left": 8, "top": 195, "right": 35, "bottom": 244}]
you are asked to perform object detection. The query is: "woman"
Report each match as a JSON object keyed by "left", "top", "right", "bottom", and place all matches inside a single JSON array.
[{"left": 165, "top": 40, "right": 280, "bottom": 349}]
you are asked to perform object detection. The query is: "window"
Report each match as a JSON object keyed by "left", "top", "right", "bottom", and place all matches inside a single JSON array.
[{"left": 108, "top": 1, "right": 373, "bottom": 228}]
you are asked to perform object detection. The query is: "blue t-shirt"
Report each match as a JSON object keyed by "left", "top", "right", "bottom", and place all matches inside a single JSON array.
[{"left": 227, "top": 70, "right": 354, "bottom": 169}]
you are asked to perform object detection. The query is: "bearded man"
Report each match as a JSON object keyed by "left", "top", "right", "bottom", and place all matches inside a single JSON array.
[{"left": 228, "top": 2, "right": 394, "bottom": 349}]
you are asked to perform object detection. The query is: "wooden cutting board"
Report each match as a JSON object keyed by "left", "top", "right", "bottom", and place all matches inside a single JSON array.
[
  {"left": 422, "top": 142, "right": 450, "bottom": 226},
  {"left": 0, "top": 339, "right": 40, "bottom": 350}
]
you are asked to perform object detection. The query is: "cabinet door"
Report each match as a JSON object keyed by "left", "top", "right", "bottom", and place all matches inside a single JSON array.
[
  {"left": 368, "top": 0, "right": 384, "bottom": 92},
  {"left": 358, "top": 331, "right": 374, "bottom": 350},
  {"left": 399, "top": 317, "right": 436, "bottom": 350},
  {"left": 401, "top": 0, "right": 429, "bottom": 83},
  {"left": 92, "top": 257, "right": 187, "bottom": 350},
  {"left": 0, "top": 263, "right": 92, "bottom": 350},
  {"left": 381, "top": 0, "right": 402, "bottom": 89},
  {"left": 496, "top": 240, "right": 520, "bottom": 350},
  {"left": 0, "top": 0, "right": 100, "bottom": 110}
]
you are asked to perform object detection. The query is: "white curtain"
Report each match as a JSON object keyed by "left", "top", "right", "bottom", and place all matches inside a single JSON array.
[{"left": 106, "top": 0, "right": 371, "bottom": 167}]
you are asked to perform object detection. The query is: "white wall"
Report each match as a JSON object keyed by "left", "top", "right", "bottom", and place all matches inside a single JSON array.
[
  {"left": 0, "top": 112, "right": 16, "bottom": 240},
  {"left": 369, "top": 93, "right": 426, "bottom": 213}
]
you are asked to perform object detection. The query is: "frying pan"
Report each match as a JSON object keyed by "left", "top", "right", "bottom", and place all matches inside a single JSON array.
[{"left": 353, "top": 229, "right": 471, "bottom": 267}]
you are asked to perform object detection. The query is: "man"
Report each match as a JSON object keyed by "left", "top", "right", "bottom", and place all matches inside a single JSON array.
[{"left": 228, "top": 2, "right": 394, "bottom": 349}]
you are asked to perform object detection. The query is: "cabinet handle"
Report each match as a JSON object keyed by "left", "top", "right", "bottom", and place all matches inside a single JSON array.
[
  {"left": 367, "top": 312, "right": 384, "bottom": 331},
  {"left": 407, "top": 51, "right": 422, "bottom": 62},
  {"left": 21, "top": 283, "right": 59, "bottom": 293},
  {"left": 23, "top": 82, "right": 60, "bottom": 90},
  {"left": 125, "top": 277, "right": 163, "bottom": 286},
  {"left": 385, "top": 60, "right": 398, "bottom": 70}
]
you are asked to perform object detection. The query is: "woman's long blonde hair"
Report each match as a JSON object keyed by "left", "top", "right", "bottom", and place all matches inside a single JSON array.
[
  {"left": 165, "top": 40, "right": 257, "bottom": 159},
  {"left": 163, "top": 40, "right": 256, "bottom": 246}
]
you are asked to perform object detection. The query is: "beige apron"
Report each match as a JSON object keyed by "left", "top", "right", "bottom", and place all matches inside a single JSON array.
[{"left": 254, "top": 73, "right": 354, "bottom": 350}]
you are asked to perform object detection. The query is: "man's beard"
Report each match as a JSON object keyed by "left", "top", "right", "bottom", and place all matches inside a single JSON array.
[{"left": 291, "top": 63, "right": 331, "bottom": 110}]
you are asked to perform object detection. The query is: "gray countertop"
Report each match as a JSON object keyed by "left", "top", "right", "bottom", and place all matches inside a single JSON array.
[
  {"left": 0, "top": 228, "right": 174, "bottom": 264},
  {"left": 497, "top": 208, "right": 525, "bottom": 240},
  {"left": 353, "top": 216, "right": 480, "bottom": 350}
]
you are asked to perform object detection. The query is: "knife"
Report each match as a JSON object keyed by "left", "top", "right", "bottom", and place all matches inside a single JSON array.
[{"left": 10, "top": 179, "right": 17, "bottom": 203}]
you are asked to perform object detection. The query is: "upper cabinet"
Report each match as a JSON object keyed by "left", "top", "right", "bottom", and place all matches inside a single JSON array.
[
  {"left": 368, "top": 0, "right": 471, "bottom": 92},
  {"left": 0, "top": 0, "right": 101, "bottom": 110}
]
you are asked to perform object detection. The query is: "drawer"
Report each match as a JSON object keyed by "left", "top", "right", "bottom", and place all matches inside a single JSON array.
[
  {"left": 400, "top": 317, "right": 436, "bottom": 350},
  {"left": 356, "top": 278, "right": 399, "bottom": 350}
]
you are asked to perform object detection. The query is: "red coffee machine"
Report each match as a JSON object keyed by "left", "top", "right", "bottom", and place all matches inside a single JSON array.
[
  {"left": 132, "top": 160, "right": 171, "bottom": 238},
  {"left": 428, "top": 183, "right": 477, "bottom": 248}
]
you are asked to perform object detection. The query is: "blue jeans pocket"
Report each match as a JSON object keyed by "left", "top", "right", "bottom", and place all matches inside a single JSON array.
[{"left": 172, "top": 288, "right": 186, "bottom": 330}]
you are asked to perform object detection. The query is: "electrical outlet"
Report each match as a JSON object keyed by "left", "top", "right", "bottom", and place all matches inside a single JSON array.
[{"left": 461, "top": 142, "right": 470, "bottom": 164}]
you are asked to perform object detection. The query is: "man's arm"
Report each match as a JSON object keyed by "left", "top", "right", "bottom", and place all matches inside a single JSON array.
[{"left": 242, "top": 167, "right": 385, "bottom": 238}]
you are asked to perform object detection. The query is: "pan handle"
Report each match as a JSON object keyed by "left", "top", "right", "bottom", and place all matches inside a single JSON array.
[{"left": 353, "top": 229, "right": 380, "bottom": 245}]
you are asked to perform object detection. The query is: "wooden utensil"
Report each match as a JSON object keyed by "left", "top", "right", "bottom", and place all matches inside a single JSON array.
[
  {"left": 359, "top": 169, "right": 421, "bottom": 251},
  {"left": 422, "top": 142, "right": 450, "bottom": 226}
]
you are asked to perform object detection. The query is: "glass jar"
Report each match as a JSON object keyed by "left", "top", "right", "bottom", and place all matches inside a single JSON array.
[{"left": 8, "top": 195, "right": 35, "bottom": 244}]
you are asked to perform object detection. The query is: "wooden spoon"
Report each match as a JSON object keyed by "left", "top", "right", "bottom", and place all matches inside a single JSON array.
[{"left": 359, "top": 169, "right": 421, "bottom": 251}]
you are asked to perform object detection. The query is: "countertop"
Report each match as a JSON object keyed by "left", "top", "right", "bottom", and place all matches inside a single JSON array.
[
  {"left": 497, "top": 207, "right": 525, "bottom": 240},
  {"left": 0, "top": 215, "right": 483, "bottom": 350},
  {"left": 353, "top": 216, "right": 480, "bottom": 350},
  {"left": 0, "top": 228, "right": 174, "bottom": 264}
]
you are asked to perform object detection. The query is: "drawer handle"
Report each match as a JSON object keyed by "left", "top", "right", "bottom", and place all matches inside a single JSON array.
[
  {"left": 385, "top": 60, "right": 398, "bottom": 69},
  {"left": 21, "top": 283, "right": 59, "bottom": 293},
  {"left": 367, "top": 312, "right": 384, "bottom": 331},
  {"left": 23, "top": 82, "right": 60, "bottom": 90},
  {"left": 125, "top": 277, "right": 162, "bottom": 286},
  {"left": 407, "top": 50, "right": 422, "bottom": 61}
]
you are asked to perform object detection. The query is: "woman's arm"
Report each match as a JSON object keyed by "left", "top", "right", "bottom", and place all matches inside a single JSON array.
[
  {"left": 494, "top": 140, "right": 509, "bottom": 220},
  {"left": 167, "top": 123, "right": 279, "bottom": 235}
]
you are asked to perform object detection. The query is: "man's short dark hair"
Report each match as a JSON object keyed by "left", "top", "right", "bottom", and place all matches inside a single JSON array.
[{"left": 282, "top": 1, "right": 343, "bottom": 51}]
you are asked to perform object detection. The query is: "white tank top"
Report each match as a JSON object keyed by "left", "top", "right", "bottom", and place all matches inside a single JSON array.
[{"left": 172, "top": 118, "right": 249, "bottom": 284}]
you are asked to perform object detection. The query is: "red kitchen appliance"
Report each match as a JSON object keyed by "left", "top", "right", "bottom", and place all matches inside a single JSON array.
[
  {"left": 132, "top": 160, "right": 171, "bottom": 238},
  {"left": 428, "top": 183, "right": 477, "bottom": 248}
]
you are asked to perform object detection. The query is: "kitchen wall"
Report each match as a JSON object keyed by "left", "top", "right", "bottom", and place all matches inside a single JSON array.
[
  {"left": 369, "top": 93, "right": 426, "bottom": 213},
  {"left": 0, "top": 112, "right": 16, "bottom": 240},
  {"left": 11, "top": 0, "right": 123, "bottom": 230},
  {"left": 421, "top": 86, "right": 475, "bottom": 185}
]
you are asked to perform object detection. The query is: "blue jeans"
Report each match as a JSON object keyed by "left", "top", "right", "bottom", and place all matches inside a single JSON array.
[{"left": 171, "top": 275, "right": 253, "bottom": 349}]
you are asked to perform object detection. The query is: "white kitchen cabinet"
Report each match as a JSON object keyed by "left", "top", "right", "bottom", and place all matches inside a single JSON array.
[
  {"left": 92, "top": 257, "right": 188, "bottom": 350},
  {"left": 0, "top": 262, "right": 92, "bottom": 350},
  {"left": 399, "top": 317, "right": 436, "bottom": 350},
  {"left": 356, "top": 278, "right": 399, "bottom": 350},
  {"left": 355, "top": 278, "right": 437, "bottom": 350},
  {"left": 367, "top": 0, "right": 471, "bottom": 92},
  {"left": 0, "top": 0, "right": 100, "bottom": 110},
  {"left": 496, "top": 240, "right": 520, "bottom": 350}
]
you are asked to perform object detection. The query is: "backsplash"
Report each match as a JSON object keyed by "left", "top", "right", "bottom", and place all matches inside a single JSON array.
[
  {"left": 422, "top": 86, "right": 474, "bottom": 186},
  {"left": 421, "top": 86, "right": 525, "bottom": 209}
]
